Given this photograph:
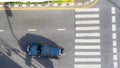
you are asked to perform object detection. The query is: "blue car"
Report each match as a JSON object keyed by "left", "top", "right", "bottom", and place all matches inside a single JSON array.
[{"left": 27, "top": 42, "right": 64, "bottom": 59}]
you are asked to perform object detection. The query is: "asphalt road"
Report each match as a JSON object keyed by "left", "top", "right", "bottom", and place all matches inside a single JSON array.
[
  {"left": 95, "top": 0, "right": 120, "bottom": 68},
  {"left": 0, "top": 10, "right": 75, "bottom": 68}
]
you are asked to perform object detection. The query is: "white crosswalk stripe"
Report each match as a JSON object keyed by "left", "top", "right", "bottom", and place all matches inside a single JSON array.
[
  {"left": 75, "top": 20, "right": 100, "bottom": 24},
  {"left": 75, "top": 52, "right": 101, "bottom": 55},
  {"left": 76, "top": 26, "right": 100, "bottom": 31},
  {"left": 76, "top": 33, "right": 100, "bottom": 37},
  {"left": 74, "top": 64, "right": 101, "bottom": 68},
  {"left": 74, "top": 8, "right": 101, "bottom": 68},
  {"left": 75, "top": 58, "right": 101, "bottom": 62},
  {"left": 75, "top": 14, "right": 99, "bottom": 18},
  {"left": 75, "top": 45, "right": 100, "bottom": 49},
  {"left": 75, "top": 8, "right": 99, "bottom": 12}
]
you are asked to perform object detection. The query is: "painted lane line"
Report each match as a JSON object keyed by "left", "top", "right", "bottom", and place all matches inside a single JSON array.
[
  {"left": 113, "top": 48, "right": 117, "bottom": 53},
  {"left": 112, "top": 33, "right": 116, "bottom": 39},
  {"left": 57, "top": 28, "right": 66, "bottom": 31},
  {"left": 75, "top": 46, "right": 100, "bottom": 49},
  {"left": 74, "top": 64, "right": 101, "bottom": 68},
  {"left": 28, "top": 29, "right": 37, "bottom": 31},
  {"left": 74, "top": 58, "right": 101, "bottom": 62},
  {"left": 75, "top": 39, "right": 100, "bottom": 43},
  {"left": 76, "top": 26, "right": 100, "bottom": 31},
  {"left": 112, "top": 7, "right": 116, "bottom": 14},
  {"left": 112, "top": 16, "right": 116, "bottom": 23},
  {"left": 111, "top": 7, "right": 118, "bottom": 68},
  {"left": 113, "top": 55, "right": 117, "bottom": 61},
  {"left": 112, "top": 24, "right": 116, "bottom": 31},
  {"left": 75, "top": 14, "right": 99, "bottom": 18},
  {"left": 113, "top": 40, "right": 117, "bottom": 46},
  {"left": 0, "top": 30, "right": 4, "bottom": 32},
  {"left": 75, "top": 52, "right": 101, "bottom": 55},
  {"left": 75, "top": 20, "right": 100, "bottom": 24},
  {"left": 76, "top": 33, "right": 100, "bottom": 37},
  {"left": 75, "top": 8, "right": 99, "bottom": 12},
  {"left": 114, "top": 62, "right": 118, "bottom": 68}
]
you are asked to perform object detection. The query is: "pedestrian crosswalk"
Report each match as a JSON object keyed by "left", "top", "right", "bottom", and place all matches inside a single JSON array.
[{"left": 74, "top": 8, "right": 101, "bottom": 68}]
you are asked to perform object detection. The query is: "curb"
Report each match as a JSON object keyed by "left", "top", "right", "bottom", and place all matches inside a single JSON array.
[{"left": 0, "top": 0, "right": 98, "bottom": 8}]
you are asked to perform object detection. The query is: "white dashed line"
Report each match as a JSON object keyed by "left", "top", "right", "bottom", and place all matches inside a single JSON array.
[
  {"left": 112, "top": 7, "right": 116, "bottom": 14},
  {"left": 57, "top": 28, "right": 66, "bottom": 31},
  {"left": 112, "top": 24, "right": 116, "bottom": 31},
  {"left": 114, "top": 62, "right": 118, "bottom": 68},
  {"left": 28, "top": 29, "right": 37, "bottom": 31},
  {"left": 113, "top": 48, "right": 117, "bottom": 53},
  {"left": 112, "top": 16, "right": 116, "bottom": 23},
  {"left": 113, "top": 55, "right": 117, "bottom": 61},
  {"left": 111, "top": 7, "right": 118, "bottom": 68},
  {"left": 113, "top": 41, "right": 117, "bottom": 46},
  {"left": 112, "top": 33, "right": 116, "bottom": 39},
  {"left": 0, "top": 30, "right": 4, "bottom": 32}
]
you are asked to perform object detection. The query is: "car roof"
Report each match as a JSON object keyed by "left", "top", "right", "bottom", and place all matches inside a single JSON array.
[{"left": 41, "top": 45, "right": 61, "bottom": 56}]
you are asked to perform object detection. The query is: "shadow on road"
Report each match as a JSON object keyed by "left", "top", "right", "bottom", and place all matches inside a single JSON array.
[
  {"left": 19, "top": 33, "right": 55, "bottom": 68},
  {"left": 3, "top": 2, "right": 18, "bottom": 42},
  {"left": 108, "top": 0, "right": 120, "bottom": 9},
  {"left": 0, "top": 51, "right": 21, "bottom": 68},
  {"left": 19, "top": 33, "right": 58, "bottom": 52}
]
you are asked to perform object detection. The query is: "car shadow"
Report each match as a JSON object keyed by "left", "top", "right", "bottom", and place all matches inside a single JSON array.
[
  {"left": 19, "top": 33, "right": 59, "bottom": 52},
  {"left": 19, "top": 33, "right": 57, "bottom": 68}
]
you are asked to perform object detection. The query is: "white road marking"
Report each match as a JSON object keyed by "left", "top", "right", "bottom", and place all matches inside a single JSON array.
[
  {"left": 76, "top": 26, "right": 100, "bottom": 31},
  {"left": 112, "top": 33, "right": 116, "bottom": 39},
  {"left": 76, "top": 33, "right": 100, "bottom": 37},
  {"left": 112, "top": 7, "right": 116, "bottom": 14},
  {"left": 75, "top": 39, "right": 100, "bottom": 43},
  {"left": 74, "top": 58, "right": 101, "bottom": 62},
  {"left": 113, "top": 55, "right": 117, "bottom": 61},
  {"left": 0, "top": 30, "right": 4, "bottom": 32},
  {"left": 111, "top": 7, "right": 118, "bottom": 68},
  {"left": 74, "top": 64, "right": 101, "bottom": 68},
  {"left": 57, "top": 28, "right": 66, "bottom": 31},
  {"left": 75, "top": 14, "right": 99, "bottom": 18},
  {"left": 112, "top": 24, "right": 116, "bottom": 31},
  {"left": 112, "top": 16, "right": 116, "bottom": 23},
  {"left": 75, "top": 20, "right": 99, "bottom": 24},
  {"left": 113, "top": 48, "right": 117, "bottom": 53},
  {"left": 28, "top": 29, "right": 37, "bottom": 31},
  {"left": 114, "top": 62, "right": 118, "bottom": 68},
  {"left": 113, "top": 41, "right": 117, "bottom": 46},
  {"left": 75, "top": 52, "right": 101, "bottom": 55},
  {"left": 75, "top": 46, "right": 100, "bottom": 49},
  {"left": 75, "top": 8, "right": 99, "bottom": 12}
]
